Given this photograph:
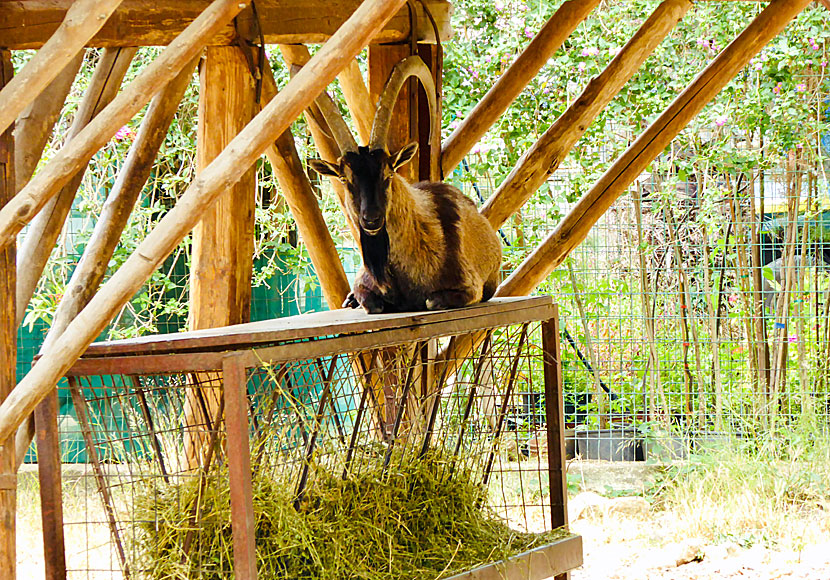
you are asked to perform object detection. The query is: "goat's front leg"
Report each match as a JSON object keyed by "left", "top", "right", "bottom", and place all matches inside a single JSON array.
[{"left": 349, "top": 269, "right": 388, "bottom": 314}]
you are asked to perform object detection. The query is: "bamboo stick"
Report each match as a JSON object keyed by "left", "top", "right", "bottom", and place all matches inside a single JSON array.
[
  {"left": 15, "top": 48, "right": 137, "bottom": 328},
  {"left": 0, "top": 49, "right": 16, "bottom": 580},
  {"left": 14, "top": 52, "right": 84, "bottom": 193},
  {"left": 0, "top": 0, "right": 408, "bottom": 446},
  {"left": 441, "top": 0, "right": 600, "bottom": 174},
  {"left": 260, "top": 64, "right": 351, "bottom": 309},
  {"left": 497, "top": 0, "right": 812, "bottom": 299},
  {"left": 13, "top": 59, "right": 197, "bottom": 469},
  {"left": 481, "top": 0, "right": 691, "bottom": 229},
  {"left": 0, "top": 0, "right": 125, "bottom": 136},
  {"left": 0, "top": 0, "right": 250, "bottom": 251}
]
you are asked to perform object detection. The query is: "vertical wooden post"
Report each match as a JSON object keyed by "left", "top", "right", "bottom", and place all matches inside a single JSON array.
[
  {"left": 186, "top": 47, "right": 256, "bottom": 467},
  {"left": 543, "top": 308, "right": 569, "bottom": 580},
  {"left": 223, "top": 354, "right": 257, "bottom": 580},
  {"left": 0, "top": 48, "right": 16, "bottom": 580}
]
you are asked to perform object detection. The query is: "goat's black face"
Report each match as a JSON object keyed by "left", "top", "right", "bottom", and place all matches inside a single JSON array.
[
  {"left": 342, "top": 147, "right": 391, "bottom": 235},
  {"left": 309, "top": 143, "right": 418, "bottom": 237}
]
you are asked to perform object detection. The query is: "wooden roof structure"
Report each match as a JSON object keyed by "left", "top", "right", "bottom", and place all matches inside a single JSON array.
[{"left": 0, "top": 0, "right": 818, "bottom": 577}]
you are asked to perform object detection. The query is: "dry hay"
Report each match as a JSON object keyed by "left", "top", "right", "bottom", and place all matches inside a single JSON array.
[{"left": 132, "top": 449, "right": 566, "bottom": 579}]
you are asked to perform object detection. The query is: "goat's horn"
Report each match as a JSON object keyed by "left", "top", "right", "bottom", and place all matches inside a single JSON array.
[
  {"left": 314, "top": 89, "right": 359, "bottom": 154},
  {"left": 369, "top": 56, "right": 438, "bottom": 152}
]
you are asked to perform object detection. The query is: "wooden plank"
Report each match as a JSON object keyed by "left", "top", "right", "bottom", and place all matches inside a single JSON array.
[
  {"left": 190, "top": 46, "right": 256, "bottom": 330},
  {"left": 0, "top": 0, "right": 247, "bottom": 251},
  {"left": 543, "top": 311, "right": 568, "bottom": 532},
  {"left": 0, "top": 48, "right": 17, "bottom": 580},
  {"left": 441, "top": 0, "right": 600, "bottom": 174},
  {"left": 444, "top": 535, "right": 583, "bottom": 580},
  {"left": 0, "top": 0, "right": 410, "bottom": 458},
  {"left": 64, "top": 299, "right": 556, "bottom": 376},
  {"left": 0, "top": 0, "right": 125, "bottom": 135},
  {"left": 499, "top": 0, "right": 813, "bottom": 299},
  {"left": 80, "top": 296, "right": 552, "bottom": 357},
  {"left": 34, "top": 389, "right": 66, "bottom": 580},
  {"left": 480, "top": 0, "right": 691, "bottom": 229},
  {"left": 0, "top": 0, "right": 453, "bottom": 50}
]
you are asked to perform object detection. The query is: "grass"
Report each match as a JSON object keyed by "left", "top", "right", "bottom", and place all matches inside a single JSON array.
[
  {"left": 132, "top": 449, "right": 568, "bottom": 580},
  {"left": 649, "top": 423, "right": 830, "bottom": 550}
]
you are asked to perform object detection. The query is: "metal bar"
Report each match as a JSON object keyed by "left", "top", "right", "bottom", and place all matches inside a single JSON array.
[
  {"left": 419, "top": 335, "right": 457, "bottom": 457},
  {"left": 67, "top": 376, "right": 131, "bottom": 579},
  {"left": 34, "top": 388, "right": 67, "bottom": 580},
  {"left": 543, "top": 311, "right": 569, "bottom": 533},
  {"left": 295, "top": 355, "right": 340, "bottom": 506},
  {"left": 382, "top": 343, "right": 421, "bottom": 471},
  {"left": 482, "top": 323, "right": 529, "bottom": 486},
  {"left": 313, "top": 356, "right": 347, "bottom": 446},
  {"left": 452, "top": 331, "right": 493, "bottom": 457},
  {"left": 128, "top": 375, "right": 169, "bottom": 483},
  {"left": 223, "top": 354, "right": 258, "bottom": 580}
]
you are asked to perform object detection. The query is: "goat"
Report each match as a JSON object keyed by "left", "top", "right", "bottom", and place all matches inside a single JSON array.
[{"left": 309, "top": 56, "right": 502, "bottom": 314}]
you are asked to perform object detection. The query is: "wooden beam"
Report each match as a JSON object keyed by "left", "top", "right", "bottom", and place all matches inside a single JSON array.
[
  {"left": 0, "top": 0, "right": 125, "bottom": 135},
  {"left": 0, "top": 48, "right": 17, "bottom": 580},
  {"left": 261, "top": 64, "right": 351, "bottom": 310},
  {"left": 0, "top": 0, "right": 452, "bottom": 50},
  {"left": 14, "top": 58, "right": 197, "bottom": 468},
  {"left": 190, "top": 47, "right": 257, "bottom": 331},
  {"left": 0, "top": 0, "right": 248, "bottom": 251},
  {"left": 0, "top": 0, "right": 408, "bottom": 447},
  {"left": 337, "top": 59, "right": 374, "bottom": 145},
  {"left": 480, "top": 0, "right": 692, "bottom": 229},
  {"left": 15, "top": 48, "right": 136, "bottom": 328},
  {"left": 498, "top": 0, "right": 813, "bottom": 299},
  {"left": 440, "top": 0, "right": 600, "bottom": 174},
  {"left": 13, "top": 51, "right": 84, "bottom": 193}
]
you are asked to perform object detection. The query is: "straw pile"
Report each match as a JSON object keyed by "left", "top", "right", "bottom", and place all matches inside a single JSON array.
[{"left": 133, "top": 450, "right": 566, "bottom": 579}]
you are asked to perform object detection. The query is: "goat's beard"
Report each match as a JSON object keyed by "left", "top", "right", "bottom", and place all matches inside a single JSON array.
[{"left": 360, "top": 227, "right": 390, "bottom": 287}]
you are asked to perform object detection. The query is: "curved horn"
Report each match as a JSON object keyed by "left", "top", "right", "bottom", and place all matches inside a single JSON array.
[
  {"left": 369, "top": 56, "right": 438, "bottom": 153},
  {"left": 313, "top": 89, "right": 360, "bottom": 154}
]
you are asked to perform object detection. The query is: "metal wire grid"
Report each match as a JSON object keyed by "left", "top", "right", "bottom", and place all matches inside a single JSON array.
[{"left": 56, "top": 319, "right": 561, "bottom": 578}]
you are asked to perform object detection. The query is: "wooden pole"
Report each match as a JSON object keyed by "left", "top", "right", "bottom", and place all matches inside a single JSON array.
[
  {"left": 14, "top": 59, "right": 197, "bottom": 468},
  {"left": 0, "top": 0, "right": 125, "bottom": 135},
  {"left": 480, "top": 0, "right": 691, "bottom": 229},
  {"left": 15, "top": 48, "right": 137, "bottom": 327},
  {"left": 261, "top": 64, "right": 351, "bottom": 309},
  {"left": 498, "top": 0, "right": 812, "bottom": 299},
  {"left": 0, "top": 0, "right": 408, "bottom": 449},
  {"left": 14, "top": 52, "right": 84, "bottom": 193},
  {"left": 338, "top": 59, "right": 374, "bottom": 144},
  {"left": 0, "top": 0, "right": 249, "bottom": 251},
  {"left": 0, "top": 49, "right": 17, "bottom": 580},
  {"left": 440, "top": 0, "right": 600, "bottom": 174}
]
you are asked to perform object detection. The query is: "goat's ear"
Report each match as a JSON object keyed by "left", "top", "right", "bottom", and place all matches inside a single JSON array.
[
  {"left": 309, "top": 159, "right": 342, "bottom": 179},
  {"left": 391, "top": 142, "right": 418, "bottom": 171}
]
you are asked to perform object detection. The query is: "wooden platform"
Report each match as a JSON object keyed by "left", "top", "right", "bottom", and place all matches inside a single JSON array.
[{"left": 446, "top": 535, "right": 583, "bottom": 580}]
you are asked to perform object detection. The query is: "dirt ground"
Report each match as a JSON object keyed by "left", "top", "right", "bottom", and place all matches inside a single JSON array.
[{"left": 568, "top": 461, "right": 830, "bottom": 580}]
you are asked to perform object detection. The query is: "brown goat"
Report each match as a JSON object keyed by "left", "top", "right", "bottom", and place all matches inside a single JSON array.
[{"left": 309, "top": 57, "right": 502, "bottom": 314}]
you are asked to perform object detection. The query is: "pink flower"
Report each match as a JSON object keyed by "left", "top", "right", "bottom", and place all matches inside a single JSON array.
[
  {"left": 796, "top": 83, "right": 807, "bottom": 92},
  {"left": 494, "top": 0, "right": 504, "bottom": 10},
  {"left": 484, "top": 54, "right": 492, "bottom": 63},
  {"left": 823, "top": 61, "right": 828, "bottom": 68},
  {"left": 577, "top": 62, "right": 586, "bottom": 72},
  {"left": 788, "top": 335, "right": 798, "bottom": 343},
  {"left": 581, "top": 46, "right": 600, "bottom": 57},
  {"left": 114, "top": 126, "right": 135, "bottom": 141},
  {"left": 715, "top": 114, "right": 728, "bottom": 127},
  {"left": 773, "top": 82, "right": 782, "bottom": 95},
  {"left": 524, "top": 27, "right": 534, "bottom": 39},
  {"left": 728, "top": 294, "right": 738, "bottom": 304}
]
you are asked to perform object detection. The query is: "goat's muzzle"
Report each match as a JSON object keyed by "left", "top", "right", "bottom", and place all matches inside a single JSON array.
[{"left": 361, "top": 217, "right": 385, "bottom": 235}]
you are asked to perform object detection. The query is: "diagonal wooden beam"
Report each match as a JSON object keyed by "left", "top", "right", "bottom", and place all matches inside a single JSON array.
[
  {"left": 0, "top": 0, "right": 248, "bottom": 252},
  {"left": 498, "top": 0, "right": 813, "bottom": 298},
  {"left": 0, "top": 0, "right": 408, "bottom": 447},
  {"left": 481, "top": 0, "right": 692, "bottom": 229},
  {"left": 260, "top": 64, "right": 351, "bottom": 310},
  {"left": 440, "top": 0, "right": 601, "bottom": 174},
  {"left": 0, "top": 0, "right": 125, "bottom": 136},
  {"left": 15, "top": 48, "right": 137, "bottom": 328},
  {"left": 338, "top": 59, "right": 375, "bottom": 145},
  {"left": 14, "top": 52, "right": 85, "bottom": 194}
]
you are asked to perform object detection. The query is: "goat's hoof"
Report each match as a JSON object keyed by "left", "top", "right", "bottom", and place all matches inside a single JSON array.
[{"left": 342, "top": 293, "right": 359, "bottom": 309}]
